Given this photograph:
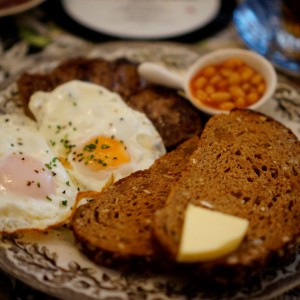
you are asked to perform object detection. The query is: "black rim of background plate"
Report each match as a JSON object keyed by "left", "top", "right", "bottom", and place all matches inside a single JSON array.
[{"left": 42, "top": 0, "right": 236, "bottom": 43}]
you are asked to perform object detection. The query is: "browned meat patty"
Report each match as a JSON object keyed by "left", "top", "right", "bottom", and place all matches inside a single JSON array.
[{"left": 17, "top": 57, "right": 203, "bottom": 149}]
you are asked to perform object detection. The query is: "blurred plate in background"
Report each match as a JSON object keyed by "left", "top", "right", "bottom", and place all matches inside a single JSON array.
[
  {"left": 62, "top": 0, "right": 219, "bottom": 39},
  {"left": 58, "top": 0, "right": 235, "bottom": 42}
]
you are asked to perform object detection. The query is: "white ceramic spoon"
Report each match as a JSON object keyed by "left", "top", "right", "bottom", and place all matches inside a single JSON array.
[{"left": 138, "top": 62, "right": 184, "bottom": 90}]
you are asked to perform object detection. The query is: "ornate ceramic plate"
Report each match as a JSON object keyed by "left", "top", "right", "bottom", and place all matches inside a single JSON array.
[
  {"left": 0, "top": 0, "right": 44, "bottom": 18},
  {"left": 0, "top": 42, "right": 300, "bottom": 300}
]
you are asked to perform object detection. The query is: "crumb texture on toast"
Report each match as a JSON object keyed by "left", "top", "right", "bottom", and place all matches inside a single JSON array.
[{"left": 154, "top": 110, "right": 300, "bottom": 278}]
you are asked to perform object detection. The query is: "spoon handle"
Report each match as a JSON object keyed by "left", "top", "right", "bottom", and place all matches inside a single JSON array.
[{"left": 138, "top": 62, "right": 184, "bottom": 90}]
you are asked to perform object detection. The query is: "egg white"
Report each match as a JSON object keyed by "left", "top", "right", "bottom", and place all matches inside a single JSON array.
[
  {"left": 29, "top": 80, "right": 166, "bottom": 191},
  {"left": 0, "top": 114, "right": 79, "bottom": 233}
]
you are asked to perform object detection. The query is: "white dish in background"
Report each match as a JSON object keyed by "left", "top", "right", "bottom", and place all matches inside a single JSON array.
[
  {"left": 0, "top": 0, "right": 44, "bottom": 18},
  {"left": 61, "top": 0, "right": 221, "bottom": 39}
]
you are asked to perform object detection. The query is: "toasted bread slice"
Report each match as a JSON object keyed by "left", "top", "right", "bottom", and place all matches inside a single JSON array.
[
  {"left": 153, "top": 109, "right": 300, "bottom": 283},
  {"left": 72, "top": 136, "right": 199, "bottom": 268}
]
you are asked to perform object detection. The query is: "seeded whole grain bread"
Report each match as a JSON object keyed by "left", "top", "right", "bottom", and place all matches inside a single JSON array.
[
  {"left": 17, "top": 57, "right": 202, "bottom": 149},
  {"left": 153, "top": 109, "right": 300, "bottom": 284},
  {"left": 72, "top": 136, "right": 199, "bottom": 269}
]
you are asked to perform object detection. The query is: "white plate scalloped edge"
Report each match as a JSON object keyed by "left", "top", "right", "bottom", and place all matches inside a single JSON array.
[{"left": 0, "top": 42, "right": 300, "bottom": 300}]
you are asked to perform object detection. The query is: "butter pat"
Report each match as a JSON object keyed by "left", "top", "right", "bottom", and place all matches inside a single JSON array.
[{"left": 177, "top": 204, "right": 249, "bottom": 262}]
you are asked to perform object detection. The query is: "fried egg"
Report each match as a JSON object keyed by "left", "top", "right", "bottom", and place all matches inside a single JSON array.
[
  {"left": 0, "top": 114, "right": 79, "bottom": 233},
  {"left": 29, "top": 80, "right": 166, "bottom": 191}
]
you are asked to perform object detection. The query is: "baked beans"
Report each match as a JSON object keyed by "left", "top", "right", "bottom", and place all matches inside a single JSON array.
[{"left": 190, "top": 58, "right": 266, "bottom": 111}]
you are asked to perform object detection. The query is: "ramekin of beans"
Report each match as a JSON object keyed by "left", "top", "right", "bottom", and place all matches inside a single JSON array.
[
  {"left": 138, "top": 48, "right": 277, "bottom": 115},
  {"left": 186, "top": 48, "right": 277, "bottom": 115}
]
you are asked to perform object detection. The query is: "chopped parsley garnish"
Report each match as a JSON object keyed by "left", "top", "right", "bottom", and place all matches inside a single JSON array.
[
  {"left": 98, "top": 159, "right": 107, "bottom": 167},
  {"left": 45, "top": 163, "right": 51, "bottom": 170},
  {"left": 45, "top": 157, "right": 58, "bottom": 170},
  {"left": 83, "top": 143, "right": 97, "bottom": 152},
  {"left": 55, "top": 125, "right": 62, "bottom": 134},
  {"left": 50, "top": 140, "right": 56, "bottom": 146},
  {"left": 61, "top": 200, "right": 68, "bottom": 206},
  {"left": 70, "top": 139, "right": 116, "bottom": 167},
  {"left": 46, "top": 196, "right": 52, "bottom": 201},
  {"left": 101, "top": 144, "right": 110, "bottom": 149}
]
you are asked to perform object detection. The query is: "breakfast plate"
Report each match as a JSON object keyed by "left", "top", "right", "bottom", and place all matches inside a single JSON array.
[
  {"left": 0, "top": 42, "right": 300, "bottom": 300},
  {"left": 0, "top": 0, "right": 44, "bottom": 18}
]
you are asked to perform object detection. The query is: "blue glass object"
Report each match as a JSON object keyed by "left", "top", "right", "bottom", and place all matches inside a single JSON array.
[{"left": 234, "top": 0, "right": 300, "bottom": 76}]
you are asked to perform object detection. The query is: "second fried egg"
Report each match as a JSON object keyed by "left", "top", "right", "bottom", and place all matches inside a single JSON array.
[
  {"left": 0, "top": 114, "right": 79, "bottom": 233},
  {"left": 29, "top": 80, "right": 166, "bottom": 191}
]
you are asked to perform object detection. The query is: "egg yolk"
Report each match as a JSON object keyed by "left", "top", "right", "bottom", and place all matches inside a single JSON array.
[
  {"left": 71, "top": 136, "right": 131, "bottom": 171},
  {"left": 0, "top": 153, "right": 55, "bottom": 199}
]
